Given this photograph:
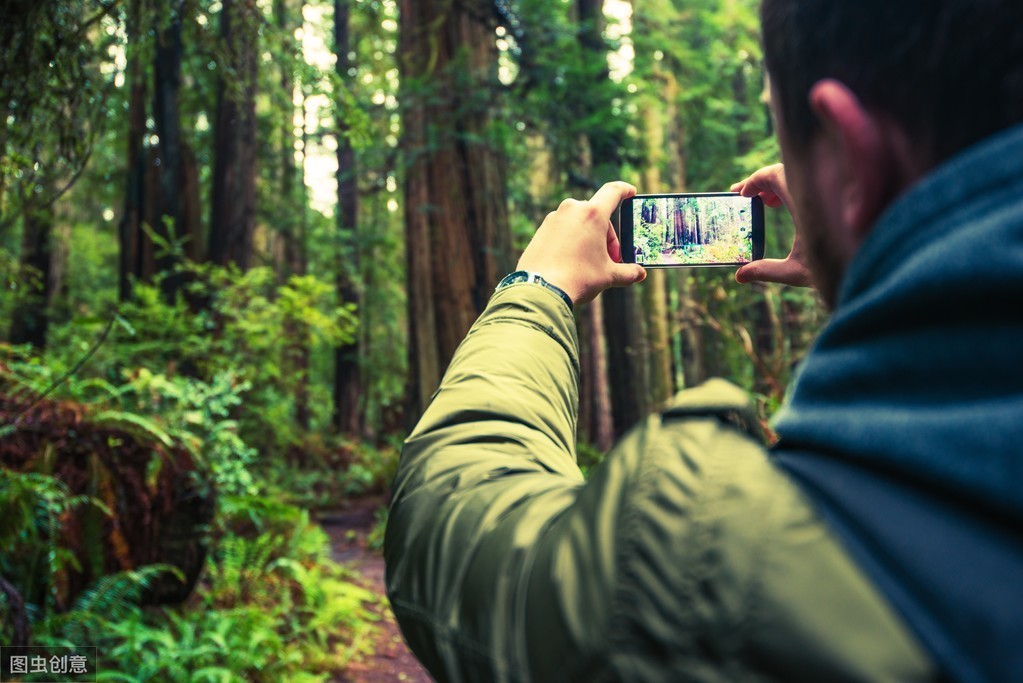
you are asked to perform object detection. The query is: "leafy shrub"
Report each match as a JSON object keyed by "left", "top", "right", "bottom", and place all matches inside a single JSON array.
[
  {"left": 260, "top": 438, "right": 400, "bottom": 511},
  {"left": 116, "top": 369, "right": 259, "bottom": 497},
  {"left": 12, "top": 491, "right": 378, "bottom": 681},
  {"left": 0, "top": 470, "right": 100, "bottom": 640}
]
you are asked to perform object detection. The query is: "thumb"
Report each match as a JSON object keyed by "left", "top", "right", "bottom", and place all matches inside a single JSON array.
[
  {"left": 610, "top": 263, "right": 647, "bottom": 288},
  {"left": 735, "top": 259, "right": 812, "bottom": 287},
  {"left": 734, "top": 262, "right": 764, "bottom": 284}
]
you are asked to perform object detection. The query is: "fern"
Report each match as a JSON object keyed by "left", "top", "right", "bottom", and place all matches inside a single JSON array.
[
  {"left": 90, "top": 410, "right": 174, "bottom": 448},
  {"left": 192, "top": 666, "right": 239, "bottom": 683},
  {"left": 96, "top": 673, "right": 143, "bottom": 682},
  {"left": 66, "top": 377, "right": 126, "bottom": 405},
  {"left": 37, "top": 564, "right": 184, "bottom": 645},
  {"left": 75, "top": 564, "right": 185, "bottom": 615},
  {"left": 0, "top": 470, "right": 104, "bottom": 616}
]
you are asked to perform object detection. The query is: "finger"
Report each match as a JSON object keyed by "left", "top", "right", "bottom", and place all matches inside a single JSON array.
[
  {"left": 733, "top": 178, "right": 775, "bottom": 203},
  {"left": 589, "top": 181, "right": 637, "bottom": 218},
  {"left": 610, "top": 263, "right": 646, "bottom": 288},
  {"left": 606, "top": 221, "right": 622, "bottom": 262},
  {"left": 735, "top": 259, "right": 812, "bottom": 287},
  {"left": 743, "top": 164, "right": 792, "bottom": 207}
]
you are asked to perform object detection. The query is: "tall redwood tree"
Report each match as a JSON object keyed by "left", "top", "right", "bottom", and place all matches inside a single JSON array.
[
  {"left": 333, "top": 0, "right": 362, "bottom": 435},
  {"left": 399, "top": 0, "right": 513, "bottom": 420},
  {"left": 208, "top": 0, "right": 258, "bottom": 270}
]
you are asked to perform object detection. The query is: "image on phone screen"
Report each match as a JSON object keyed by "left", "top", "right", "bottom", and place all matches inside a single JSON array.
[{"left": 623, "top": 193, "right": 763, "bottom": 266}]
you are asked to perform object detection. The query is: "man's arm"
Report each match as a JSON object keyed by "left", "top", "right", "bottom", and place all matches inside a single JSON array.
[
  {"left": 383, "top": 276, "right": 784, "bottom": 682},
  {"left": 384, "top": 183, "right": 650, "bottom": 681},
  {"left": 385, "top": 283, "right": 591, "bottom": 680}
]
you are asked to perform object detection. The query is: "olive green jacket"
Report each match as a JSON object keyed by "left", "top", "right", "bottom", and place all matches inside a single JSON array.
[{"left": 384, "top": 284, "right": 935, "bottom": 682}]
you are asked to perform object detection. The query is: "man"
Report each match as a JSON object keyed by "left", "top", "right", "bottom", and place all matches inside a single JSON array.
[{"left": 385, "top": 0, "right": 1023, "bottom": 680}]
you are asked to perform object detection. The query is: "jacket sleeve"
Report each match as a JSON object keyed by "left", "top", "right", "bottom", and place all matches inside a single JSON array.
[{"left": 383, "top": 283, "right": 757, "bottom": 682}]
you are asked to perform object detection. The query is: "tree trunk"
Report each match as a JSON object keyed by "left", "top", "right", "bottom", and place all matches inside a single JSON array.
[
  {"left": 119, "top": 0, "right": 146, "bottom": 301},
  {"left": 273, "top": 0, "right": 310, "bottom": 431},
  {"left": 632, "top": 85, "right": 674, "bottom": 410},
  {"left": 152, "top": 2, "right": 185, "bottom": 301},
  {"left": 572, "top": 0, "right": 617, "bottom": 448},
  {"left": 662, "top": 68, "right": 705, "bottom": 390},
  {"left": 8, "top": 201, "right": 54, "bottom": 347},
  {"left": 208, "top": 0, "right": 258, "bottom": 270},
  {"left": 333, "top": 0, "right": 361, "bottom": 435},
  {"left": 581, "top": 295, "right": 614, "bottom": 451},
  {"left": 572, "top": 0, "right": 645, "bottom": 441},
  {"left": 602, "top": 288, "right": 648, "bottom": 437},
  {"left": 49, "top": 209, "right": 71, "bottom": 322},
  {"left": 400, "top": 0, "right": 513, "bottom": 421}
]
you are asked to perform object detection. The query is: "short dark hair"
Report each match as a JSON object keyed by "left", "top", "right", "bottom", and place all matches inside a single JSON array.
[{"left": 761, "top": 0, "right": 1023, "bottom": 165}]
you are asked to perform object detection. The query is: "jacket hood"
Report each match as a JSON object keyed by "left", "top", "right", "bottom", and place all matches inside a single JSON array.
[{"left": 772, "top": 121, "right": 1023, "bottom": 522}]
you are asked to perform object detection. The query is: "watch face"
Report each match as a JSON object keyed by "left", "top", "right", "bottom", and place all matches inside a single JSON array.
[
  {"left": 498, "top": 271, "right": 529, "bottom": 288},
  {"left": 494, "top": 271, "right": 572, "bottom": 309}
]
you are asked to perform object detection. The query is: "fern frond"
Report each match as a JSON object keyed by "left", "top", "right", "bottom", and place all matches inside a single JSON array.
[
  {"left": 69, "top": 377, "right": 126, "bottom": 405},
  {"left": 73, "top": 564, "right": 185, "bottom": 618},
  {"left": 91, "top": 410, "right": 174, "bottom": 448},
  {"left": 96, "top": 672, "right": 144, "bottom": 682}
]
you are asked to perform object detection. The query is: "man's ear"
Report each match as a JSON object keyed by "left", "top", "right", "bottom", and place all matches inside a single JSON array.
[{"left": 807, "top": 79, "right": 907, "bottom": 241}]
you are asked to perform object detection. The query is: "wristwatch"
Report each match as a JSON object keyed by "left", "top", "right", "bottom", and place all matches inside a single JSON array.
[{"left": 495, "top": 270, "right": 574, "bottom": 311}]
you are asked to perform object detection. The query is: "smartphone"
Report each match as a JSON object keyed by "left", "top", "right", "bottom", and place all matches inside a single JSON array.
[{"left": 618, "top": 192, "right": 764, "bottom": 267}]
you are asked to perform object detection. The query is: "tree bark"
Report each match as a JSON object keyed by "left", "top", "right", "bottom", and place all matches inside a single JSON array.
[
  {"left": 569, "top": 0, "right": 634, "bottom": 444},
  {"left": 152, "top": 2, "right": 186, "bottom": 301},
  {"left": 661, "top": 65, "right": 705, "bottom": 389},
  {"left": 581, "top": 295, "right": 614, "bottom": 451},
  {"left": 119, "top": 0, "right": 146, "bottom": 301},
  {"left": 8, "top": 201, "right": 54, "bottom": 347},
  {"left": 400, "top": 0, "right": 513, "bottom": 421},
  {"left": 333, "top": 0, "right": 361, "bottom": 435},
  {"left": 273, "top": 0, "right": 310, "bottom": 431},
  {"left": 208, "top": 0, "right": 258, "bottom": 271}
]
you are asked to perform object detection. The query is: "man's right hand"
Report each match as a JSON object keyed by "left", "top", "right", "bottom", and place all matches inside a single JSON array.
[
  {"left": 516, "top": 181, "right": 646, "bottom": 306},
  {"left": 730, "top": 164, "right": 813, "bottom": 288}
]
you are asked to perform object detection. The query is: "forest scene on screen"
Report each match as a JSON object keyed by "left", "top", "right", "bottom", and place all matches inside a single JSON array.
[{"left": 633, "top": 196, "right": 753, "bottom": 265}]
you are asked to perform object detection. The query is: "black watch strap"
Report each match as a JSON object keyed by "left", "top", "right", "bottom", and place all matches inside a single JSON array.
[{"left": 495, "top": 270, "right": 574, "bottom": 311}]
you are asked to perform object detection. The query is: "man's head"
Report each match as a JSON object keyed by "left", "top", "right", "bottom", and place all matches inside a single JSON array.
[{"left": 760, "top": 0, "right": 1023, "bottom": 306}]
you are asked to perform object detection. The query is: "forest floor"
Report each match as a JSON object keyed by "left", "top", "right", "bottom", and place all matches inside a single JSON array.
[{"left": 320, "top": 494, "right": 433, "bottom": 683}]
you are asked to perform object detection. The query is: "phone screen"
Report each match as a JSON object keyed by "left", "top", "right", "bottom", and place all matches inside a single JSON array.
[{"left": 621, "top": 193, "right": 764, "bottom": 267}]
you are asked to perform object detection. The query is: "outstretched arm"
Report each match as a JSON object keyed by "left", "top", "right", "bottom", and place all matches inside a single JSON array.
[{"left": 384, "top": 183, "right": 649, "bottom": 681}]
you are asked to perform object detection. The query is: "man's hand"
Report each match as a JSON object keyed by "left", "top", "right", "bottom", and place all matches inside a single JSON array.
[
  {"left": 517, "top": 181, "right": 647, "bottom": 306},
  {"left": 730, "top": 164, "right": 813, "bottom": 288}
]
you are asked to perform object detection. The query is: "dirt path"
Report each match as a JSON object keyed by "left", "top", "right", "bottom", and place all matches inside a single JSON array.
[{"left": 320, "top": 495, "right": 433, "bottom": 683}]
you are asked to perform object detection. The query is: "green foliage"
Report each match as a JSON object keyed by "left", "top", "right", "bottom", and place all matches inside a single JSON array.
[
  {"left": 115, "top": 369, "right": 259, "bottom": 497},
  {"left": 0, "top": 0, "right": 836, "bottom": 678},
  {"left": 0, "top": 0, "right": 115, "bottom": 229},
  {"left": 622, "top": 0, "right": 825, "bottom": 402},
  {"left": 261, "top": 439, "right": 400, "bottom": 511},
  {"left": 576, "top": 441, "right": 607, "bottom": 479},
  {"left": 4, "top": 348, "right": 260, "bottom": 499},
  {"left": 28, "top": 261, "right": 359, "bottom": 460},
  {"left": 0, "top": 470, "right": 104, "bottom": 623},
  {"left": 35, "top": 564, "right": 186, "bottom": 647},
  {"left": 365, "top": 505, "right": 388, "bottom": 552},
  {"left": 14, "top": 491, "right": 378, "bottom": 681}
]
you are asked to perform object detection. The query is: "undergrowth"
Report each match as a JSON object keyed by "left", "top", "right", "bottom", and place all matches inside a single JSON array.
[
  {"left": 1, "top": 471, "right": 378, "bottom": 681},
  {"left": 1, "top": 264, "right": 397, "bottom": 680}
]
